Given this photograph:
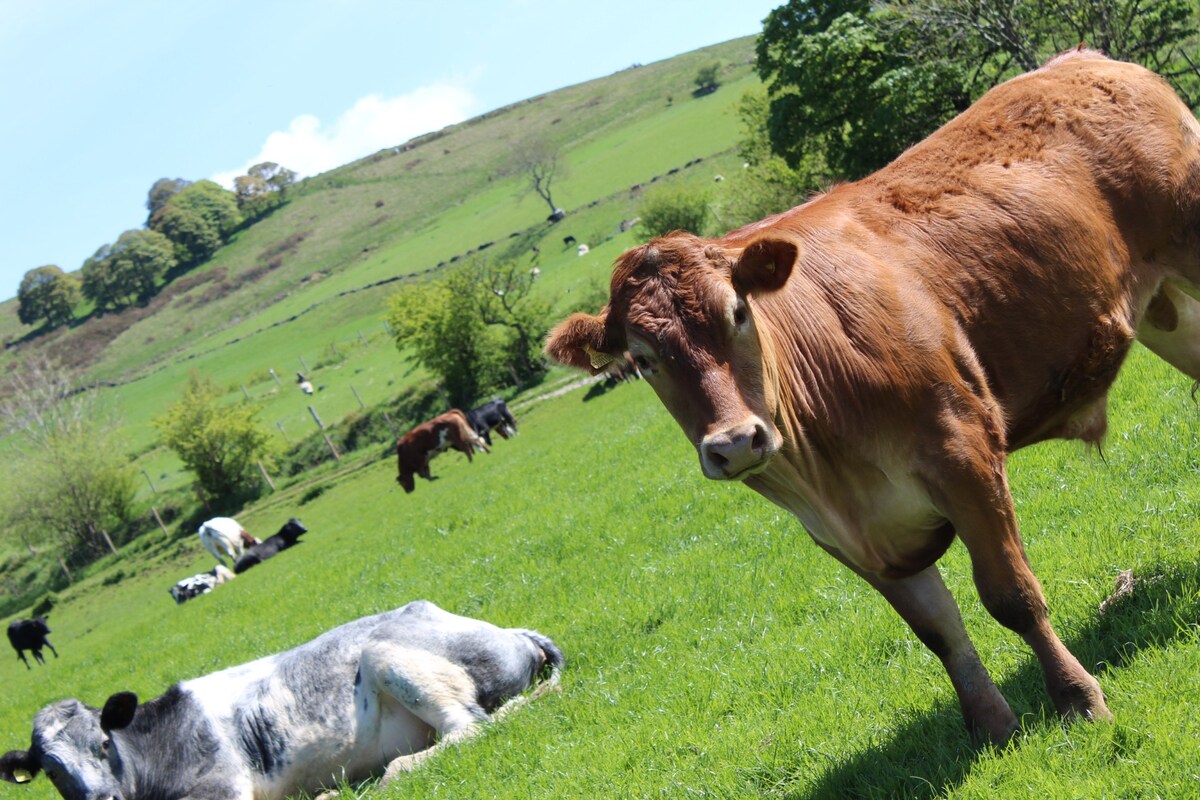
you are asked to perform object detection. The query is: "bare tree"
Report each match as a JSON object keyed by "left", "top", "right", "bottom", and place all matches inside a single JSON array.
[
  {"left": 0, "top": 357, "right": 135, "bottom": 560},
  {"left": 513, "top": 136, "right": 565, "bottom": 217}
]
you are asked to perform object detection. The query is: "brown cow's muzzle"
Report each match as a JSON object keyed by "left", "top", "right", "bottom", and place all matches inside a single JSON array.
[{"left": 699, "top": 418, "right": 780, "bottom": 480}]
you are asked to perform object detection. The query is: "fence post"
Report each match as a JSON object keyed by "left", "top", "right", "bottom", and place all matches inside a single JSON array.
[
  {"left": 299, "top": 355, "right": 310, "bottom": 373},
  {"left": 151, "top": 507, "right": 170, "bottom": 540},
  {"left": 381, "top": 410, "right": 399, "bottom": 437},
  {"left": 57, "top": 556, "right": 73, "bottom": 584},
  {"left": 257, "top": 461, "right": 277, "bottom": 492},
  {"left": 141, "top": 469, "right": 157, "bottom": 495},
  {"left": 241, "top": 384, "right": 252, "bottom": 401},
  {"left": 351, "top": 384, "right": 366, "bottom": 410},
  {"left": 269, "top": 368, "right": 282, "bottom": 386},
  {"left": 101, "top": 529, "right": 117, "bottom": 555},
  {"left": 276, "top": 421, "right": 289, "bottom": 441},
  {"left": 308, "top": 405, "right": 341, "bottom": 461}
]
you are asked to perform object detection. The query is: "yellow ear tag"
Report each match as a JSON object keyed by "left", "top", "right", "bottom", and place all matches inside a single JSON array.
[
  {"left": 13, "top": 769, "right": 31, "bottom": 783},
  {"left": 583, "top": 344, "right": 614, "bottom": 369}
]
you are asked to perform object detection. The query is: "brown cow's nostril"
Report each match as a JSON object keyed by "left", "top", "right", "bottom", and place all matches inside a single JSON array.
[
  {"left": 751, "top": 424, "right": 768, "bottom": 453},
  {"left": 707, "top": 449, "right": 728, "bottom": 469}
]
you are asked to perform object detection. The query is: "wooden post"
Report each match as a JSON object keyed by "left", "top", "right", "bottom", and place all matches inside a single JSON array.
[
  {"left": 269, "top": 368, "right": 282, "bottom": 386},
  {"left": 381, "top": 410, "right": 399, "bottom": 437},
  {"left": 151, "top": 506, "right": 170, "bottom": 540},
  {"left": 257, "top": 461, "right": 276, "bottom": 491},
  {"left": 308, "top": 405, "right": 340, "bottom": 460},
  {"left": 57, "top": 556, "right": 73, "bottom": 584},
  {"left": 141, "top": 469, "right": 157, "bottom": 495},
  {"left": 299, "top": 355, "right": 310, "bottom": 372},
  {"left": 358, "top": 330, "right": 369, "bottom": 346},
  {"left": 276, "top": 421, "right": 289, "bottom": 441},
  {"left": 241, "top": 384, "right": 252, "bottom": 401},
  {"left": 351, "top": 384, "right": 366, "bottom": 410},
  {"left": 101, "top": 529, "right": 117, "bottom": 555}
]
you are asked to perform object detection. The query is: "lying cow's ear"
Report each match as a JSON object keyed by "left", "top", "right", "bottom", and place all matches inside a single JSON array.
[
  {"left": 733, "top": 236, "right": 799, "bottom": 296},
  {"left": 545, "top": 310, "right": 618, "bottom": 374},
  {"left": 0, "top": 749, "right": 40, "bottom": 784},
  {"left": 100, "top": 692, "right": 138, "bottom": 733}
]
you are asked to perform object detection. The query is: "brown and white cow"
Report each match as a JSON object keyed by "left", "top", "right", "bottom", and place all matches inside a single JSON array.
[
  {"left": 546, "top": 50, "right": 1200, "bottom": 744},
  {"left": 395, "top": 409, "right": 490, "bottom": 493}
]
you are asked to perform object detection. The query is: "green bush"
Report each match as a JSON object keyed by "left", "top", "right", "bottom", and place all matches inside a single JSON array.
[{"left": 638, "top": 185, "right": 713, "bottom": 239}]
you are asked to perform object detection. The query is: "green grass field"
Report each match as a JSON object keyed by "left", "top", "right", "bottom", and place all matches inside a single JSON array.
[
  {"left": 0, "top": 32, "right": 1198, "bottom": 799},
  {"left": 0, "top": 344, "right": 1197, "bottom": 799}
]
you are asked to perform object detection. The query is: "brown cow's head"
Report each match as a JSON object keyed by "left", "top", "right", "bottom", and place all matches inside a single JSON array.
[{"left": 546, "top": 232, "right": 797, "bottom": 480}]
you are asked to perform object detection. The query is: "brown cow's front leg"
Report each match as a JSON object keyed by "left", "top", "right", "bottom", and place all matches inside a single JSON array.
[
  {"left": 821, "top": 545, "right": 1018, "bottom": 744},
  {"left": 936, "top": 459, "right": 1111, "bottom": 725}
]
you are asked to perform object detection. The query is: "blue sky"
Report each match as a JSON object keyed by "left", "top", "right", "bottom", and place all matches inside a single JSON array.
[{"left": 0, "top": 0, "right": 779, "bottom": 303}]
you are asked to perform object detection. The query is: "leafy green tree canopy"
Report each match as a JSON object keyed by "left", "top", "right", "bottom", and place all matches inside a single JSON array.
[
  {"left": 155, "top": 373, "right": 275, "bottom": 505},
  {"left": 638, "top": 184, "right": 713, "bottom": 239},
  {"left": 80, "top": 229, "right": 176, "bottom": 311},
  {"left": 150, "top": 180, "right": 242, "bottom": 267},
  {"left": 386, "top": 259, "right": 549, "bottom": 406},
  {"left": 234, "top": 162, "right": 298, "bottom": 219},
  {"left": 17, "top": 266, "right": 80, "bottom": 329},
  {"left": 756, "top": 0, "right": 1200, "bottom": 180},
  {"left": 145, "top": 177, "right": 192, "bottom": 227}
]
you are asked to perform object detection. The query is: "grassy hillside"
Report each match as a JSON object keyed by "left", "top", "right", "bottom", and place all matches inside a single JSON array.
[
  {"left": 0, "top": 36, "right": 760, "bottom": 593},
  {"left": 0, "top": 346, "right": 1196, "bottom": 798}
]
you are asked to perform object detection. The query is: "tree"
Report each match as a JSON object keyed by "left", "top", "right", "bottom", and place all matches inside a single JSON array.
[
  {"left": 756, "top": 0, "right": 1200, "bottom": 180},
  {"left": 0, "top": 357, "right": 135, "bottom": 559},
  {"left": 17, "top": 266, "right": 80, "bottom": 329},
  {"left": 386, "top": 259, "right": 550, "bottom": 406},
  {"left": 693, "top": 61, "right": 723, "bottom": 94},
  {"left": 513, "top": 137, "right": 565, "bottom": 217},
  {"left": 639, "top": 185, "right": 713, "bottom": 239},
  {"left": 145, "top": 177, "right": 192, "bottom": 227},
  {"left": 150, "top": 180, "right": 242, "bottom": 267},
  {"left": 80, "top": 229, "right": 177, "bottom": 311},
  {"left": 234, "top": 162, "right": 298, "bottom": 219},
  {"left": 155, "top": 374, "right": 275, "bottom": 505}
]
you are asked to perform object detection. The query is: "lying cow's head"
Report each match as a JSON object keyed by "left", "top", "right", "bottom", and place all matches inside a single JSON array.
[
  {"left": 0, "top": 692, "right": 138, "bottom": 800},
  {"left": 546, "top": 232, "right": 797, "bottom": 480}
]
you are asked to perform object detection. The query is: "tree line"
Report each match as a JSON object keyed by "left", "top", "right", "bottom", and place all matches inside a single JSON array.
[{"left": 16, "top": 163, "right": 296, "bottom": 329}]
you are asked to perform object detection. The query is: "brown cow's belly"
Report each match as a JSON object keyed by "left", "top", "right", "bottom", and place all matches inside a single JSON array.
[{"left": 746, "top": 455, "right": 949, "bottom": 578}]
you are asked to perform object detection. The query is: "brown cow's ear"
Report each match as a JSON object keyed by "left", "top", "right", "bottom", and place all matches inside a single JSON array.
[
  {"left": 545, "top": 310, "right": 617, "bottom": 374},
  {"left": 100, "top": 692, "right": 138, "bottom": 733},
  {"left": 0, "top": 749, "right": 40, "bottom": 784},
  {"left": 733, "top": 236, "right": 799, "bottom": 295}
]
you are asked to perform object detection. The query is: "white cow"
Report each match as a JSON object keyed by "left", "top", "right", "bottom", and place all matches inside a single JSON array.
[
  {"left": 0, "top": 601, "right": 564, "bottom": 799},
  {"left": 197, "top": 517, "right": 257, "bottom": 567}
]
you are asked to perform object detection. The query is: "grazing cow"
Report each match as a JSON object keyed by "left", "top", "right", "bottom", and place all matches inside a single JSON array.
[
  {"left": 466, "top": 398, "right": 519, "bottom": 446},
  {"left": 0, "top": 601, "right": 563, "bottom": 800},
  {"left": 169, "top": 565, "right": 236, "bottom": 604},
  {"left": 6, "top": 618, "right": 57, "bottom": 670},
  {"left": 546, "top": 50, "right": 1200, "bottom": 744},
  {"left": 395, "top": 410, "right": 490, "bottom": 494},
  {"left": 232, "top": 519, "right": 308, "bottom": 575},
  {"left": 197, "top": 517, "right": 259, "bottom": 567}
]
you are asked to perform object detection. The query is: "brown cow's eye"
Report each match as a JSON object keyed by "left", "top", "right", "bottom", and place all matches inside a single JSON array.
[{"left": 733, "top": 303, "right": 748, "bottom": 328}]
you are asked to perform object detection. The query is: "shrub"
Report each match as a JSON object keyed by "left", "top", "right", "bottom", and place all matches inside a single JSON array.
[{"left": 639, "top": 185, "right": 713, "bottom": 239}]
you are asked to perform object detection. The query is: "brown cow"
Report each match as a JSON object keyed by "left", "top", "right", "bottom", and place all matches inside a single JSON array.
[
  {"left": 546, "top": 50, "right": 1200, "bottom": 744},
  {"left": 395, "top": 409, "right": 490, "bottom": 493}
]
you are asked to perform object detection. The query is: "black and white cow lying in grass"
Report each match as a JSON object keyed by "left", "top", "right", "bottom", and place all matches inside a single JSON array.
[{"left": 0, "top": 600, "right": 564, "bottom": 800}]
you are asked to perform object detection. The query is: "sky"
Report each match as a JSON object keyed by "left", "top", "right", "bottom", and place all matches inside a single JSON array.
[{"left": 0, "top": 0, "right": 780, "bottom": 303}]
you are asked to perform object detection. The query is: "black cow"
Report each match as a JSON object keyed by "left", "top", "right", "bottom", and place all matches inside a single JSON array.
[
  {"left": 7, "top": 617, "right": 57, "bottom": 670},
  {"left": 233, "top": 519, "right": 308, "bottom": 575},
  {"left": 466, "top": 398, "right": 518, "bottom": 446}
]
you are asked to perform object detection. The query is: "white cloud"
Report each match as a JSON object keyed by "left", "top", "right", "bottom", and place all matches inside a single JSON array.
[{"left": 213, "top": 84, "right": 477, "bottom": 187}]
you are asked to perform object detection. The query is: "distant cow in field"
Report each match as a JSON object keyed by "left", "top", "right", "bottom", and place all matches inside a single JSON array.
[
  {"left": 395, "top": 410, "right": 489, "bottom": 493},
  {"left": 169, "top": 565, "right": 236, "bottom": 604},
  {"left": 6, "top": 618, "right": 57, "bottom": 670},
  {"left": 546, "top": 51, "right": 1200, "bottom": 743},
  {"left": 0, "top": 600, "right": 563, "bottom": 800},
  {"left": 197, "top": 517, "right": 259, "bottom": 567},
  {"left": 466, "top": 398, "right": 518, "bottom": 446},
  {"left": 233, "top": 519, "right": 308, "bottom": 574}
]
